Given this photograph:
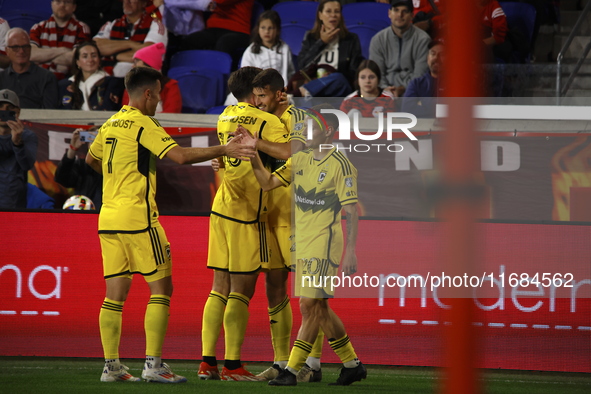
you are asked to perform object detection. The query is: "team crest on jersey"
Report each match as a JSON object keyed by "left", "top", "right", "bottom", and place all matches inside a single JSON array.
[
  {"left": 345, "top": 177, "right": 353, "bottom": 187},
  {"left": 371, "top": 106, "right": 384, "bottom": 118},
  {"left": 165, "top": 245, "right": 171, "bottom": 260},
  {"left": 318, "top": 171, "right": 327, "bottom": 184},
  {"left": 294, "top": 122, "right": 304, "bottom": 131}
]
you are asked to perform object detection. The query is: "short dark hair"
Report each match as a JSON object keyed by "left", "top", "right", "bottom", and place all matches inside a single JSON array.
[
  {"left": 228, "top": 66, "right": 263, "bottom": 101},
  {"left": 125, "top": 66, "right": 162, "bottom": 96},
  {"left": 252, "top": 68, "right": 285, "bottom": 93},
  {"left": 428, "top": 39, "right": 444, "bottom": 49}
]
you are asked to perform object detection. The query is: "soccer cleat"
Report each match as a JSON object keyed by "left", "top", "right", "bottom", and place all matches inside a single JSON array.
[
  {"left": 220, "top": 365, "right": 262, "bottom": 381},
  {"left": 296, "top": 363, "right": 322, "bottom": 383},
  {"left": 142, "top": 362, "right": 187, "bottom": 383},
  {"left": 256, "top": 364, "right": 283, "bottom": 380},
  {"left": 329, "top": 361, "right": 367, "bottom": 386},
  {"left": 268, "top": 368, "right": 297, "bottom": 386},
  {"left": 100, "top": 363, "right": 140, "bottom": 382},
  {"left": 198, "top": 361, "right": 221, "bottom": 380}
]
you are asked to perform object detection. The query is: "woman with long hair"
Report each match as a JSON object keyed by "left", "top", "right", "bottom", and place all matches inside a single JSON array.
[
  {"left": 340, "top": 59, "right": 396, "bottom": 117},
  {"left": 294, "top": 0, "right": 364, "bottom": 97},
  {"left": 242, "top": 10, "right": 295, "bottom": 85},
  {"left": 58, "top": 41, "right": 124, "bottom": 111}
]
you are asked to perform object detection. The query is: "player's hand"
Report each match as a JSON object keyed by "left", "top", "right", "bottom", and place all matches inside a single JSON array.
[
  {"left": 279, "top": 90, "right": 289, "bottom": 106},
  {"left": 7, "top": 118, "right": 25, "bottom": 146},
  {"left": 211, "top": 158, "right": 220, "bottom": 172},
  {"left": 234, "top": 124, "right": 258, "bottom": 150},
  {"left": 341, "top": 250, "right": 358, "bottom": 276}
]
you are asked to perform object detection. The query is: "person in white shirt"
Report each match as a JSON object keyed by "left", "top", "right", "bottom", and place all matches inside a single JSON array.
[{"left": 225, "top": 10, "right": 294, "bottom": 105}]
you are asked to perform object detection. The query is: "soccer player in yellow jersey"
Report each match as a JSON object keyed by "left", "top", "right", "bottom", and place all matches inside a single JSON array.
[
  {"left": 251, "top": 68, "right": 326, "bottom": 382},
  {"left": 198, "top": 67, "right": 292, "bottom": 381},
  {"left": 245, "top": 104, "right": 367, "bottom": 386},
  {"left": 85, "top": 66, "right": 254, "bottom": 383}
]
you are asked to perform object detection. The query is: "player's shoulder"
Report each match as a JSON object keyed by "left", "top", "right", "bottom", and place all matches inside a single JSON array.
[
  {"left": 285, "top": 105, "right": 307, "bottom": 120},
  {"left": 328, "top": 149, "right": 356, "bottom": 176}
]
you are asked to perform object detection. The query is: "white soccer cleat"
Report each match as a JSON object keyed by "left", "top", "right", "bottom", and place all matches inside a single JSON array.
[
  {"left": 142, "top": 362, "right": 187, "bottom": 383},
  {"left": 100, "top": 363, "right": 141, "bottom": 382}
]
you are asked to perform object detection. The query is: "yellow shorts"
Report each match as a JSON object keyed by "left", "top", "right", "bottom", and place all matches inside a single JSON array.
[
  {"left": 295, "top": 257, "right": 339, "bottom": 298},
  {"left": 99, "top": 225, "right": 171, "bottom": 282},
  {"left": 262, "top": 226, "right": 293, "bottom": 271},
  {"left": 207, "top": 214, "right": 277, "bottom": 273}
]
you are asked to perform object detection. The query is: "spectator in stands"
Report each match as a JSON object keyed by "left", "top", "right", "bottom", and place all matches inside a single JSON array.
[
  {"left": 179, "top": 0, "right": 254, "bottom": 71},
  {"left": 411, "top": 0, "right": 444, "bottom": 38},
  {"left": 401, "top": 39, "right": 444, "bottom": 117},
  {"left": 243, "top": 10, "right": 295, "bottom": 87},
  {"left": 369, "top": 0, "right": 430, "bottom": 97},
  {"left": 0, "top": 28, "right": 59, "bottom": 109},
  {"left": 54, "top": 127, "right": 102, "bottom": 209},
  {"left": 226, "top": 10, "right": 295, "bottom": 105},
  {"left": 0, "top": 18, "right": 11, "bottom": 69},
  {"left": 340, "top": 59, "right": 396, "bottom": 117},
  {"left": 121, "top": 42, "right": 181, "bottom": 113},
  {"left": 94, "top": 0, "right": 168, "bottom": 77},
  {"left": 74, "top": 0, "right": 122, "bottom": 37},
  {"left": 0, "top": 89, "right": 38, "bottom": 209},
  {"left": 29, "top": 0, "right": 91, "bottom": 80},
  {"left": 58, "top": 41, "right": 124, "bottom": 110},
  {"left": 294, "top": 0, "right": 363, "bottom": 97},
  {"left": 150, "top": 0, "right": 210, "bottom": 70},
  {"left": 478, "top": 0, "right": 511, "bottom": 63}
]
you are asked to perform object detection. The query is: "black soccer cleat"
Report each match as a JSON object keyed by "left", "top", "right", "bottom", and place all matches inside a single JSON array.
[
  {"left": 268, "top": 369, "right": 297, "bottom": 386},
  {"left": 329, "top": 361, "right": 367, "bottom": 386}
]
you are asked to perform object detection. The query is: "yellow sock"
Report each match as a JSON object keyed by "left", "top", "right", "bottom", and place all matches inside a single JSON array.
[
  {"left": 99, "top": 298, "right": 124, "bottom": 359},
  {"left": 144, "top": 295, "right": 171, "bottom": 357},
  {"left": 269, "top": 296, "right": 292, "bottom": 363},
  {"left": 286, "top": 339, "right": 313, "bottom": 372},
  {"left": 224, "top": 292, "right": 250, "bottom": 361},
  {"left": 309, "top": 328, "right": 324, "bottom": 358},
  {"left": 202, "top": 291, "right": 227, "bottom": 357},
  {"left": 329, "top": 334, "right": 357, "bottom": 364}
]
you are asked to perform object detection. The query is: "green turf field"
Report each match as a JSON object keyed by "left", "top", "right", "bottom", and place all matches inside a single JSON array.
[{"left": 1, "top": 357, "right": 589, "bottom": 393}]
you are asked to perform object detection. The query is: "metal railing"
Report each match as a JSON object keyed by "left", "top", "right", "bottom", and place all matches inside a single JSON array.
[{"left": 556, "top": 0, "right": 591, "bottom": 102}]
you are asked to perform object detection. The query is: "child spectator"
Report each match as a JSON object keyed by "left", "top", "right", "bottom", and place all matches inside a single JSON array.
[
  {"left": 58, "top": 41, "right": 124, "bottom": 110},
  {"left": 340, "top": 59, "right": 395, "bottom": 118}
]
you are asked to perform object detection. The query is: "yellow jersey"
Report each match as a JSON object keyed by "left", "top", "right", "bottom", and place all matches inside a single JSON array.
[
  {"left": 267, "top": 105, "right": 307, "bottom": 228},
  {"left": 274, "top": 147, "right": 358, "bottom": 258},
  {"left": 88, "top": 106, "right": 178, "bottom": 233},
  {"left": 212, "top": 102, "right": 287, "bottom": 223}
]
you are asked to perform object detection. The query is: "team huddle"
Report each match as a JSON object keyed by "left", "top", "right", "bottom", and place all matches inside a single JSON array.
[{"left": 88, "top": 65, "right": 366, "bottom": 386}]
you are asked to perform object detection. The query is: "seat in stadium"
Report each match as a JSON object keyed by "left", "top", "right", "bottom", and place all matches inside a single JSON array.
[
  {"left": 169, "top": 49, "right": 233, "bottom": 78},
  {"left": 272, "top": 1, "right": 317, "bottom": 27},
  {"left": 342, "top": 2, "right": 391, "bottom": 30},
  {"left": 168, "top": 69, "right": 225, "bottom": 113},
  {"left": 3, "top": 12, "right": 49, "bottom": 32},
  {"left": 281, "top": 23, "right": 309, "bottom": 56},
  {"left": 347, "top": 24, "right": 381, "bottom": 59},
  {"left": 206, "top": 105, "right": 227, "bottom": 115}
]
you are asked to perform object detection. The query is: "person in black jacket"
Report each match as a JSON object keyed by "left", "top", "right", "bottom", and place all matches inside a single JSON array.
[
  {"left": 54, "top": 127, "right": 102, "bottom": 209},
  {"left": 294, "top": 0, "right": 363, "bottom": 97}
]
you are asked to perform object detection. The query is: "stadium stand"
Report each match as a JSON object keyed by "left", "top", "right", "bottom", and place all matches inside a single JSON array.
[{"left": 342, "top": 2, "right": 391, "bottom": 30}]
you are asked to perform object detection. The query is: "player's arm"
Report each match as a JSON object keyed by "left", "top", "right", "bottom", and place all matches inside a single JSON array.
[
  {"left": 165, "top": 135, "right": 255, "bottom": 165},
  {"left": 341, "top": 203, "right": 358, "bottom": 276},
  {"left": 85, "top": 154, "right": 103, "bottom": 174},
  {"left": 256, "top": 139, "right": 291, "bottom": 160},
  {"left": 251, "top": 150, "right": 284, "bottom": 191}
]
